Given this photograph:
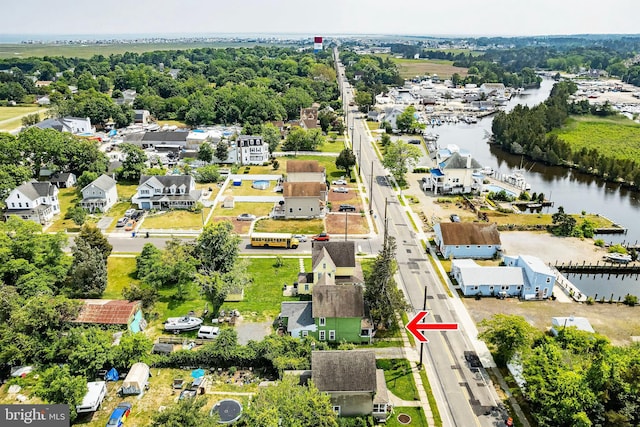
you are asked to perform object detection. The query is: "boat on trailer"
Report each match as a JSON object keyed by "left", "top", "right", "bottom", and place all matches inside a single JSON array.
[{"left": 164, "top": 316, "right": 203, "bottom": 331}]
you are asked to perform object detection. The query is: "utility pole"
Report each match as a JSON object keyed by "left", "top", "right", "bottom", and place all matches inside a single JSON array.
[
  {"left": 383, "top": 197, "right": 389, "bottom": 248},
  {"left": 368, "top": 160, "right": 374, "bottom": 214},
  {"left": 419, "top": 284, "right": 428, "bottom": 368}
]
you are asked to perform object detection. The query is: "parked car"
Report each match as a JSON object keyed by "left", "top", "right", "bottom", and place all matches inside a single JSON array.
[
  {"left": 312, "top": 233, "right": 330, "bottom": 241},
  {"left": 408, "top": 139, "right": 421, "bottom": 144},
  {"left": 197, "top": 326, "right": 220, "bottom": 339},
  {"left": 332, "top": 187, "right": 349, "bottom": 193},
  {"left": 292, "top": 234, "right": 307, "bottom": 242},
  {"left": 450, "top": 214, "right": 461, "bottom": 223},
  {"left": 131, "top": 210, "right": 144, "bottom": 221},
  {"left": 339, "top": 204, "right": 356, "bottom": 212},
  {"left": 332, "top": 179, "right": 347, "bottom": 185},
  {"left": 116, "top": 217, "right": 128, "bottom": 227},
  {"left": 124, "top": 209, "right": 136, "bottom": 217},
  {"left": 124, "top": 221, "right": 136, "bottom": 231},
  {"left": 237, "top": 213, "right": 256, "bottom": 221},
  {"left": 107, "top": 402, "right": 132, "bottom": 427}
]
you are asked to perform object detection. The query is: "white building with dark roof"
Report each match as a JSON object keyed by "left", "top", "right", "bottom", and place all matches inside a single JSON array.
[
  {"left": 132, "top": 175, "right": 201, "bottom": 210},
  {"left": 80, "top": 174, "right": 118, "bottom": 213},
  {"left": 3, "top": 181, "right": 60, "bottom": 224},
  {"left": 235, "top": 135, "right": 270, "bottom": 165}
]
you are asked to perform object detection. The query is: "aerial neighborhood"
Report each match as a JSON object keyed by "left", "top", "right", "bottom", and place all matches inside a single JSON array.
[{"left": 1, "top": 26, "right": 640, "bottom": 427}]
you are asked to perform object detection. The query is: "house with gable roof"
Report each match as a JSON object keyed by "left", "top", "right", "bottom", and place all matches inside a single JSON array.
[
  {"left": 3, "top": 181, "right": 60, "bottom": 224},
  {"left": 286, "top": 159, "right": 326, "bottom": 183},
  {"left": 426, "top": 151, "right": 483, "bottom": 195},
  {"left": 297, "top": 241, "right": 363, "bottom": 294},
  {"left": 273, "top": 182, "right": 327, "bottom": 219},
  {"left": 80, "top": 174, "right": 118, "bottom": 213},
  {"left": 434, "top": 222, "right": 501, "bottom": 259},
  {"left": 132, "top": 175, "right": 202, "bottom": 210},
  {"left": 311, "top": 350, "right": 391, "bottom": 420},
  {"left": 35, "top": 116, "right": 95, "bottom": 135}
]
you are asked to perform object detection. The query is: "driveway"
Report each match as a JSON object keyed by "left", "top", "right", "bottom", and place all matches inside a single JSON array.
[
  {"left": 234, "top": 319, "right": 272, "bottom": 345},
  {"left": 96, "top": 217, "right": 113, "bottom": 230}
]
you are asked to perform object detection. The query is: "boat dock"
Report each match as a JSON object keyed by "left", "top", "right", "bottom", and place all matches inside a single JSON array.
[{"left": 555, "top": 261, "right": 640, "bottom": 275}]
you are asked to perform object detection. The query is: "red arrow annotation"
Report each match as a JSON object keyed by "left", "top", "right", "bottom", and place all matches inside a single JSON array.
[{"left": 405, "top": 310, "right": 459, "bottom": 343}]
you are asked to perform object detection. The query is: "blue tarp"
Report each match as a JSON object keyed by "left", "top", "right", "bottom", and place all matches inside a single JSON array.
[
  {"left": 105, "top": 368, "right": 119, "bottom": 381},
  {"left": 108, "top": 129, "right": 117, "bottom": 137},
  {"left": 191, "top": 369, "right": 205, "bottom": 378}
]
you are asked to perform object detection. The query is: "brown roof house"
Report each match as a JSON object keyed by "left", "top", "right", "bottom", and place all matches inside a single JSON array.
[
  {"left": 433, "top": 222, "right": 501, "bottom": 259},
  {"left": 297, "top": 241, "right": 363, "bottom": 295},
  {"left": 273, "top": 182, "right": 327, "bottom": 219},
  {"left": 312, "top": 350, "right": 391, "bottom": 421},
  {"left": 285, "top": 160, "right": 326, "bottom": 183},
  {"left": 73, "top": 300, "right": 146, "bottom": 333},
  {"left": 300, "top": 107, "right": 319, "bottom": 130}
]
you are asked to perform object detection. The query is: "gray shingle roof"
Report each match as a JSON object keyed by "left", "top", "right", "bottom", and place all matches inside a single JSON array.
[
  {"left": 139, "top": 175, "right": 194, "bottom": 191},
  {"left": 441, "top": 152, "right": 482, "bottom": 169},
  {"left": 312, "top": 350, "right": 376, "bottom": 392},
  {"left": 312, "top": 284, "right": 364, "bottom": 318},
  {"left": 141, "top": 131, "right": 188, "bottom": 142},
  {"left": 280, "top": 301, "right": 314, "bottom": 330},
  {"left": 84, "top": 174, "right": 116, "bottom": 192},
  {"left": 15, "top": 181, "right": 56, "bottom": 200},
  {"left": 312, "top": 241, "right": 356, "bottom": 269}
]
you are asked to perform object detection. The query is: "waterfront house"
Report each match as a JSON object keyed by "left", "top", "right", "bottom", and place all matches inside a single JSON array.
[
  {"left": 503, "top": 255, "right": 555, "bottom": 300},
  {"left": 312, "top": 350, "right": 391, "bottom": 420},
  {"left": 434, "top": 222, "right": 501, "bottom": 259},
  {"left": 133, "top": 109, "right": 151, "bottom": 125},
  {"left": 286, "top": 160, "right": 326, "bottom": 183},
  {"left": 3, "top": 181, "right": 60, "bottom": 224},
  {"left": 132, "top": 175, "right": 202, "bottom": 210},
  {"left": 480, "top": 83, "right": 506, "bottom": 97},
  {"left": 274, "top": 182, "right": 327, "bottom": 219},
  {"left": 425, "top": 151, "right": 482, "bottom": 195},
  {"left": 297, "top": 241, "right": 363, "bottom": 295},
  {"left": 80, "top": 174, "right": 118, "bottom": 213}
]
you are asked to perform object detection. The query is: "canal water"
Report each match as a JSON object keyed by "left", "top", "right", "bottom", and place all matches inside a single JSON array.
[{"left": 431, "top": 78, "right": 640, "bottom": 298}]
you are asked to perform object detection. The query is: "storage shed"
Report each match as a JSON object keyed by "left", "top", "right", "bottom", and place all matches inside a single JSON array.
[{"left": 120, "top": 363, "right": 150, "bottom": 395}]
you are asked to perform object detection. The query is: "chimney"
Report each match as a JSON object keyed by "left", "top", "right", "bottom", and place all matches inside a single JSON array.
[{"left": 466, "top": 155, "right": 471, "bottom": 169}]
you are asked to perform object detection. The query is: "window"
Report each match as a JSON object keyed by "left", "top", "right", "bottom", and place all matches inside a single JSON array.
[
  {"left": 304, "top": 284, "right": 309, "bottom": 291},
  {"left": 546, "top": 277, "right": 551, "bottom": 283},
  {"left": 18, "top": 203, "right": 22, "bottom": 208},
  {"left": 11, "top": 203, "right": 14, "bottom": 207},
  {"left": 373, "top": 404, "right": 386, "bottom": 413},
  {"left": 302, "top": 331, "right": 308, "bottom": 337},
  {"left": 361, "top": 329, "right": 369, "bottom": 336},
  {"left": 319, "top": 330, "right": 326, "bottom": 341},
  {"left": 289, "top": 208, "right": 293, "bottom": 213},
  {"left": 332, "top": 406, "right": 340, "bottom": 415},
  {"left": 323, "top": 263, "right": 326, "bottom": 269},
  {"left": 25, "top": 203, "right": 29, "bottom": 207},
  {"left": 329, "top": 330, "right": 335, "bottom": 340},
  {"left": 141, "top": 189, "right": 149, "bottom": 195},
  {"left": 319, "top": 317, "right": 326, "bottom": 326}
]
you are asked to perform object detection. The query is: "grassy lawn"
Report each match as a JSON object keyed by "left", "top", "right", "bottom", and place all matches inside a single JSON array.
[
  {"left": 374, "top": 54, "right": 469, "bottom": 79},
  {"left": 549, "top": 115, "right": 640, "bottom": 163},
  {"left": 366, "top": 121, "right": 380, "bottom": 132},
  {"left": 485, "top": 211, "right": 613, "bottom": 228},
  {"left": 212, "top": 202, "right": 274, "bottom": 217},
  {"left": 47, "top": 187, "right": 81, "bottom": 232},
  {"left": 116, "top": 183, "right": 139, "bottom": 200},
  {"left": 156, "top": 119, "right": 188, "bottom": 128},
  {"left": 386, "top": 407, "right": 429, "bottom": 427},
  {"left": 325, "top": 214, "right": 369, "bottom": 235},
  {"left": 376, "top": 359, "right": 419, "bottom": 401},
  {"left": 104, "top": 257, "right": 139, "bottom": 299},
  {"left": 196, "top": 182, "right": 221, "bottom": 200},
  {"left": 419, "top": 367, "right": 443, "bottom": 426},
  {"left": 253, "top": 218, "right": 325, "bottom": 234},
  {"left": 222, "top": 179, "right": 279, "bottom": 196},
  {"left": 316, "top": 137, "right": 346, "bottom": 153},
  {"left": 140, "top": 209, "right": 211, "bottom": 229},
  {"left": 0, "top": 105, "right": 43, "bottom": 121},
  {"left": 236, "top": 164, "right": 282, "bottom": 175},
  {"left": 220, "top": 257, "right": 301, "bottom": 320}
]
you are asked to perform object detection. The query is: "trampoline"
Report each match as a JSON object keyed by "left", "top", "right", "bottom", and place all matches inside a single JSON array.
[{"left": 210, "top": 399, "right": 242, "bottom": 423}]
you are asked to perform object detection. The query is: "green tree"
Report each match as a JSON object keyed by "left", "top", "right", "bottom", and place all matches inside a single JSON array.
[
  {"left": 364, "top": 236, "right": 408, "bottom": 329},
  {"left": 281, "top": 87, "right": 313, "bottom": 120},
  {"left": 478, "top": 314, "right": 538, "bottom": 367},
  {"left": 197, "top": 142, "right": 214, "bottom": 163},
  {"left": 21, "top": 113, "right": 40, "bottom": 127},
  {"left": 335, "top": 148, "right": 356, "bottom": 175},
  {"left": 243, "top": 375, "right": 338, "bottom": 427},
  {"left": 215, "top": 141, "right": 229, "bottom": 162},
  {"left": 382, "top": 139, "right": 422, "bottom": 186},
  {"left": 195, "top": 165, "right": 220, "bottom": 183},
  {"left": 151, "top": 397, "right": 219, "bottom": 427},
  {"left": 75, "top": 171, "right": 99, "bottom": 194},
  {"left": 551, "top": 206, "right": 577, "bottom": 237},
  {"left": 196, "top": 221, "right": 240, "bottom": 274},
  {"left": 63, "top": 327, "right": 113, "bottom": 377},
  {"left": 64, "top": 206, "right": 86, "bottom": 226},
  {"left": 69, "top": 238, "right": 107, "bottom": 297},
  {"left": 119, "top": 143, "right": 147, "bottom": 181},
  {"left": 34, "top": 366, "right": 87, "bottom": 421},
  {"left": 354, "top": 90, "right": 373, "bottom": 112},
  {"left": 77, "top": 223, "right": 113, "bottom": 260},
  {"left": 261, "top": 122, "right": 281, "bottom": 155},
  {"left": 395, "top": 106, "right": 423, "bottom": 133},
  {"left": 110, "top": 333, "right": 153, "bottom": 371}
]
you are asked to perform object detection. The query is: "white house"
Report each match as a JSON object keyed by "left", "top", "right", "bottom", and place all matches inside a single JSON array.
[
  {"left": 48, "top": 172, "right": 77, "bottom": 189},
  {"left": 235, "top": 135, "right": 270, "bottom": 165},
  {"left": 286, "top": 160, "right": 326, "bottom": 183},
  {"left": 425, "top": 151, "right": 483, "bottom": 195},
  {"left": 434, "top": 222, "right": 501, "bottom": 259},
  {"left": 480, "top": 83, "right": 506, "bottom": 97},
  {"left": 279, "top": 301, "right": 316, "bottom": 338},
  {"left": 503, "top": 255, "right": 555, "bottom": 300},
  {"left": 80, "top": 174, "right": 118, "bottom": 213},
  {"left": 382, "top": 106, "right": 407, "bottom": 131},
  {"left": 273, "top": 182, "right": 327, "bottom": 219},
  {"left": 3, "top": 181, "right": 60, "bottom": 224},
  {"left": 35, "top": 116, "right": 95, "bottom": 135},
  {"left": 132, "top": 175, "right": 202, "bottom": 210}
]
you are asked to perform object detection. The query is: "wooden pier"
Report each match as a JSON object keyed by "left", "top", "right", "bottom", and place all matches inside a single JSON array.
[
  {"left": 595, "top": 227, "right": 627, "bottom": 235},
  {"left": 555, "top": 261, "right": 640, "bottom": 275}
]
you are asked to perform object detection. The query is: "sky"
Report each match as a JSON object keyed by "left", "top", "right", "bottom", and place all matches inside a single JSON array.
[{"left": 2, "top": 0, "right": 639, "bottom": 38}]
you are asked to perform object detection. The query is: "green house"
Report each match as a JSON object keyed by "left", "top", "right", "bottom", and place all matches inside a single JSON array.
[{"left": 311, "top": 274, "right": 373, "bottom": 344}]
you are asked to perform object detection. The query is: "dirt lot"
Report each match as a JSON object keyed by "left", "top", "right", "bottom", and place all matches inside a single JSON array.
[{"left": 325, "top": 212, "right": 369, "bottom": 235}]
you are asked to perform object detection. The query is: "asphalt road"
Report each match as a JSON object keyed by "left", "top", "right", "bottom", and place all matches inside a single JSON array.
[{"left": 335, "top": 51, "right": 504, "bottom": 426}]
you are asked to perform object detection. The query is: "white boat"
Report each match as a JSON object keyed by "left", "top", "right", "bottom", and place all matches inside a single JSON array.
[
  {"left": 164, "top": 316, "right": 203, "bottom": 331},
  {"left": 480, "top": 166, "right": 494, "bottom": 175},
  {"left": 603, "top": 253, "right": 632, "bottom": 264}
]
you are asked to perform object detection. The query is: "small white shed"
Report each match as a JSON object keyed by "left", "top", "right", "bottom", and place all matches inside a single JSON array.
[{"left": 120, "top": 363, "right": 150, "bottom": 395}]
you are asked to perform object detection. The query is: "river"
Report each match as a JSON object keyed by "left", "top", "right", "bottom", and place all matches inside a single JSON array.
[
  {"left": 432, "top": 78, "right": 640, "bottom": 245},
  {"left": 430, "top": 78, "right": 640, "bottom": 299}
]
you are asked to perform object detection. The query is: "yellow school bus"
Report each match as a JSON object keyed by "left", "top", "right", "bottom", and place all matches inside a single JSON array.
[{"left": 250, "top": 233, "right": 300, "bottom": 249}]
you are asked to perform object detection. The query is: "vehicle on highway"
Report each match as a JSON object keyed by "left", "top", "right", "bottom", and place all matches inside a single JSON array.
[
  {"left": 237, "top": 213, "right": 256, "bottom": 221},
  {"left": 292, "top": 234, "right": 307, "bottom": 242},
  {"left": 116, "top": 217, "right": 128, "bottom": 227},
  {"left": 124, "top": 209, "right": 136, "bottom": 217},
  {"left": 124, "top": 220, "right": 136, "bottom": 231},
  {"left": 450, "top": 214, "right": 461, "bottom": 222},
  {"left": 332, "top": 179, "right": 347, "bottom": 185},
  {"left": 250, "top": 232, "right": 300, "bottom": 249},
  {"left": 338, "top": 204, "right": 356, "bottom": 212},
  {"left": 107, "top": 402, "right": 132, "bottom": 427},
  {"left": 332, "top": 187, "right": 349, "bottom": 193},
  {"left": 312, "top": 233, "right": 330, "bottom": 241}
]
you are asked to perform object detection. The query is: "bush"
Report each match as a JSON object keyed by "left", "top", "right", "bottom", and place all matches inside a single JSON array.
[
  {"left": 594, "top": 239, "right": 605, "bottom": 247},
  {"left": 623, "top": 294, "right": 638, "bottom": 306}
]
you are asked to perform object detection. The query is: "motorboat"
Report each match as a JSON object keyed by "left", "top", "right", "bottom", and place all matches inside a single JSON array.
[
  {"left": 603, "top": 253, "right": 632, "bottom": 264},
  {"left": 164, "top": 316, "right": 203, "bottom": 331},
  {"left": 480, "top": 166, "right": 494, "bottom": 176}
]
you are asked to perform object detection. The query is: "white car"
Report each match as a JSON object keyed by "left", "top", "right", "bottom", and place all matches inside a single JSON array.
[
  {"left": 125, "top": 209, "right": 136, "bottom": 217},
  {"left": 292, "top": 234, "right": 307, "bottom": 242},
  {"left": 333, "top": 187, "right": 349, "bottom": 193},
  {"left": 197, "top": 326, "right": 219, "bottom": 339},
  {"left": 332, "top": 179, "right": 347, "bottom": 185},
  {"left": 237, "top": 213, "right": 256, "bottom": 221}
]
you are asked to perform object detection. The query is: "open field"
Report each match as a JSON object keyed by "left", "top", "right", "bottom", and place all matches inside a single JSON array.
[
  {"left": 549, "top": 115, "right": 640, "bottom": 162},
  {"left": 140, "top": 208, "right": 211, "bottom": 229},
  {"left": 325, "top": 213, "right": 369, "bottom": 235},
  {"left": 0, "top": 105, "right": 42, "bottom": 121},
  {"left": 375, "top": 54, "right": 469, "bottom": 79},
  {"left": 105, "top": 257, "right": 139, "bottom": 299},
  {"left": 212, "top": 202, "right": 274, "bottom": 218},
  {"left": 253, "top": 218, "right": 325, "bottom": 234},
  {"left": 0, "top": 41, "right": 290, "bottom": 59}
]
